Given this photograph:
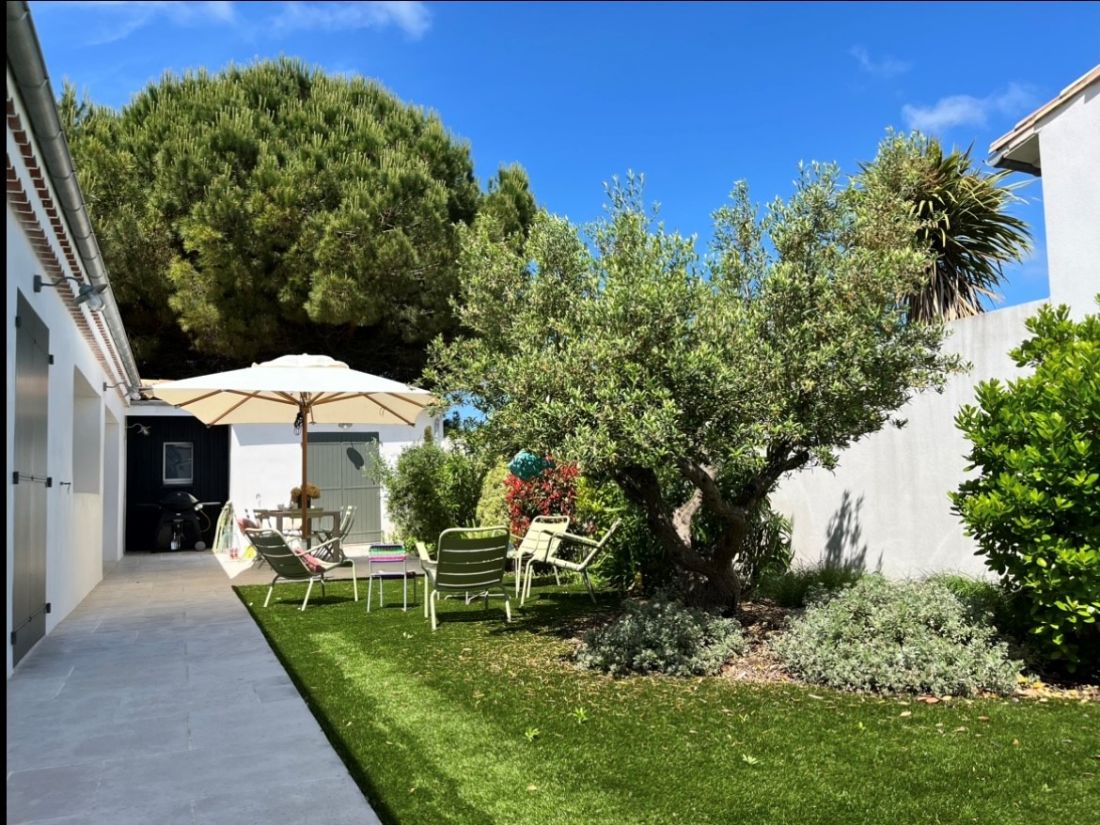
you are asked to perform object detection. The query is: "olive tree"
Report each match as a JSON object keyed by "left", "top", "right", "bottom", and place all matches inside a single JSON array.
[{"left": 428, "top": 167, "right": 962, "bottom": 609}]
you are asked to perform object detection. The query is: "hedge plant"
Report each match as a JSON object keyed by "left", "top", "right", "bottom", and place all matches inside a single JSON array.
[{"left": 952, "top": 301, "right": 1100, "bottom": 673}]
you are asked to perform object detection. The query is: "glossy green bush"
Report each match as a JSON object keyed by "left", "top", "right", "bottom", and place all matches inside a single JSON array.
[
  {"left": 474, "top": 460, "right": 510, "bottom": 529},
  {"left": 952, "top": 301, "right": 1100, "bottom": 672},
  {"left": 382, "top": 436, "right": 482, "bottom": 545},
  {"left": 773, "top": 575, "right": 1020, "bottom": 696},
  {"left": 576, "top": 597, "right": 746, "bottom": 677}
]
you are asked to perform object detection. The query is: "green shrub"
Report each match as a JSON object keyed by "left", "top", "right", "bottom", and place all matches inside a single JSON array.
[
  {"left": 574, "top": 476, "right": 668, "bottom": 592},
  {"left": 756, "top": 565, "right": 863, "bottom": 608},
  {"left": 382, "top": 435, "right": 482, "bottom": 545},
  {"left": 576, "top": 597, "right": 746, "bottom": 677},
  {"left": 738, "top": 505, "right": 794, "bottom": 593},
  {"left": 773, "top": 575, "right": 1020, "bottom": 696},
  {"left": 475, "top": 460, "right": 510, "bottom": 528},
  {"left": 951, "top": 301, "right": 1100, "bottom": 672}
]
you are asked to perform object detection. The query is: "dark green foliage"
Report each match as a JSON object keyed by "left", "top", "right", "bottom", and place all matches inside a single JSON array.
[
  {"left": 381, "top": 438, "right": 482, "bottom": 544},
  {"left": 756, "top": 565, "right": 865, "bottom": 608},
  {"left": 239, "top": 577, "right": 1100, "bottom": 825},
  {"left": 573, "top": 476, "right": 668, "bottom": 592},
  {"left": 576, "top": 596, "right": 746, "bottom": 677},
  {"left": 774, "top": 575, "right": 1021, "bottom": 696},
  {"left": 952, "top": 302, "right": 1100, "bottom": 673},
  {"left": 858, "top": 130, "right": 1031, "bottom": 322},
  {"left": 59, "top": 60, "right": 535, "bottom": 379}
]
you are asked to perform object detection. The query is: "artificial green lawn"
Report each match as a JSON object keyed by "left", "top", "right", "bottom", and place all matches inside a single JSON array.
[{"left": 237, "top": 578, "right": 1099, "bottom": 825}]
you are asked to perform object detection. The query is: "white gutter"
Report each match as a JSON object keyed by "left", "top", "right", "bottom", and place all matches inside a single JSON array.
[{"left": 6, "top": 1, "right": 142, "bottom": 393}]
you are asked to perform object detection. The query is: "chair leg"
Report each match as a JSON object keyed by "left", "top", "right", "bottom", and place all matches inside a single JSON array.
[
  {"left": 430, "top": 590, "right": 439, "bottom": 631},
  {"left": 553, "top": 568, "right": 561, "bottom": 586},
  {"left": 424, "top": 582, "right": 430, "bottom": 618},
  {"left": 301, "top": 579, "right": 315, "bottom": 611},
  {"left": 583, "top": 571, "right": 596, "bottom": 603},
  {"left": 264, "top": 578, "right": 277, "bottom": 607},
  {"left": 349, "top": 561, "right": 359, "bottom": 602},
  {"left": 367, "top": 576, "right": 373, "bottom": 612},
  {"left": 501, "top": 587, "right": 512, "bottom": 623}
]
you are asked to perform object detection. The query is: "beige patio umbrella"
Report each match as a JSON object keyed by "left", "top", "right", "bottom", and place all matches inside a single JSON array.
[{"left": 152, "top": 354, "right": 435, "bottom": 541}]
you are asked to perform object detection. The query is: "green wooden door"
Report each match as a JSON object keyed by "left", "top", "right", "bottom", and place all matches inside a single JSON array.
[{"left": 307, "top": 433, "right": 383, "bottom": 544}]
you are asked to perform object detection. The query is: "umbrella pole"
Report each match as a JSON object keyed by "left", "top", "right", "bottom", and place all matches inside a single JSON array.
[{"left": 301, "top": 401, "right": 310, "bottom": 545}]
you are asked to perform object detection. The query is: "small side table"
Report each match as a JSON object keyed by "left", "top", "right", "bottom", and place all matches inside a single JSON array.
[{"left": 365, "top": 544, "right": 418, "bottom": 612}]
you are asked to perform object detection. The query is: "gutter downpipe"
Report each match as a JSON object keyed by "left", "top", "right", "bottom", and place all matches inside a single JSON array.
[{"left": 6, "top": 1, "right": 142, "bottom": 393}]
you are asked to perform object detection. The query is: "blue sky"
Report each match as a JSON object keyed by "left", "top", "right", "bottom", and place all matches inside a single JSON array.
[{"left": 30, "top": 1, "right": 1100, "bottom": 309}]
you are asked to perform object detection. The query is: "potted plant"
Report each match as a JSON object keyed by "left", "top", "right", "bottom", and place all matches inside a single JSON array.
[{"left": 290, "top": 482, "right": 321, "bottom": 508}]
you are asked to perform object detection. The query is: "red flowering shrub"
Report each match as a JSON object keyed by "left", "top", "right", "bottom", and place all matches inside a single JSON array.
[{"left": 504, "top": 460, "right": 578, "bottom": 536}]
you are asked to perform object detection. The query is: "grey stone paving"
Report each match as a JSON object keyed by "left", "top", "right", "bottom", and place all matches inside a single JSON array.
[{"left": 6, "top": 552, "right": 381, "bottom": 825}]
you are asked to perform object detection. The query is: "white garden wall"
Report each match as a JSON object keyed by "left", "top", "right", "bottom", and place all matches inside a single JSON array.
[{"left": 771, "top": 301, "right": 1044, "bottom": 578}]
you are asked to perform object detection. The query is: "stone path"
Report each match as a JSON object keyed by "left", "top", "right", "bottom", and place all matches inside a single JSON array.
[{"left": 6, "top": 552, "right": 381, "bottom": 824}]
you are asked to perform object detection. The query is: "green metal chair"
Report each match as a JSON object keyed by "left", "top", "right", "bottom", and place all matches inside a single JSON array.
[
  {"left": 507, "top": 515, "right": 570, "bottom": 597},
  {"left": 245, "top": 527, "right": 359, "bottom": 611},
  {"left": 416, "top": 526, "right": 511, "bottom": 631},
  {"left": 523, "top": 519, "right": 622, "bottom": 605}
]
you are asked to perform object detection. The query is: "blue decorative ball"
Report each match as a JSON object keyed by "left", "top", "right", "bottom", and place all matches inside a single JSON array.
[{"left": 508, "top": 450, "right": 552, "bottom": 481}]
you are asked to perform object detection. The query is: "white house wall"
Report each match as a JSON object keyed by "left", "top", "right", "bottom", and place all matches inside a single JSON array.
[
  {"left": 1036, "top": 83, "right": 1100, "bottom": 318},
  {"left": 228, "top": 412, "right": 442, "bottom": 543},
  {"left": 6, "top": 74, "right": 131, "bottom": 676},
  {"left": 771, "top": 301, "right": 1044, "bottom": 578}
]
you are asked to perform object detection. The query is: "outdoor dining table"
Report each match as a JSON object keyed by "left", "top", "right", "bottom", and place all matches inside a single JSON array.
[{"left": 253, "top": 508, "right": 341, "bottom": 548}]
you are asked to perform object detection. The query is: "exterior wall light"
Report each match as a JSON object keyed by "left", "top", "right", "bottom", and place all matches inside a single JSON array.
[{"left": 33, "top": 274, "right": 108, "bottom": 312}]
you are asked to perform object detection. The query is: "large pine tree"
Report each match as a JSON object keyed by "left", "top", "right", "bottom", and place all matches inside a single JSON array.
[{"left": 61, "top": 58, "right": 534, "bottom": 380}]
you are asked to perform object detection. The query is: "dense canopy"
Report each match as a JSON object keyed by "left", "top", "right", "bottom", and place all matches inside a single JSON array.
[{"left": 61, "top": 58, "right": 534, "bottom": 379}]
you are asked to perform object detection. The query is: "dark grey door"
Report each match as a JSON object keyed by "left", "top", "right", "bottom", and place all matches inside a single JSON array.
[
  {"left": 12, "top": 294, "right": 50, "bottom": 666},
  {"left": 307, "top": 433, "right": 383, "bottom": 544}
]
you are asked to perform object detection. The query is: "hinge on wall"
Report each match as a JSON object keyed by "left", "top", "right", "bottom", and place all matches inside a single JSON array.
[
  {"left": 12, "top": 471, "right": 19, "bottom": 485},
  {"left": 14, "top": 315, "right": 21, "bottom": 328},
  {"left": 48, "top": 354, "right": 54, "bottom": 365},
  {"left": 10, "top": 631, "right": 15, "bottom": 646},
  {"left": 45, "top": 603, "right": 51, "bottom": 614},
  {"left": 46, "top": 477, "right": 52, "bottom": 488}
]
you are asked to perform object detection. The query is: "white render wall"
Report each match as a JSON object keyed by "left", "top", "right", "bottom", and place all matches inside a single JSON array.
[
  {"left": 771, "top": 301, "right": 1044, "bottom": 578},
  {"left": 1037, "top": 83, "right": 1100, "bottom": 318},
  {"left": 228, "top": 412, "right": 442, "bottom": 543},
  {"left": 6, "top": 77, "right": 131, "bottom": 676}
]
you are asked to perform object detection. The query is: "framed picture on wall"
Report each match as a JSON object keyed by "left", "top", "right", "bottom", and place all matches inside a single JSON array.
[{"left": 163, "top": 442, "right": 194, "bottom": 486}]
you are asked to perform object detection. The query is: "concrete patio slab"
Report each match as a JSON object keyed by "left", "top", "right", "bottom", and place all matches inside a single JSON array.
[{"left": 6, "top": 551, "right": 381, "bottom": 825}]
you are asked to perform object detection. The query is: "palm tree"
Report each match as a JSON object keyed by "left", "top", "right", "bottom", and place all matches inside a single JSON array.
[{"left": 859, "top": 131, "right": 1032, "bottom": 323}]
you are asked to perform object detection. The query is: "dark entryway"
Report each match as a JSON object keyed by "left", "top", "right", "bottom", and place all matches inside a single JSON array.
[
  {"left": 124, "top": 415, "right": 229, "bottom": 553},
  {"left": 12, "top": 293, "right": 50, "bottom": 666}
]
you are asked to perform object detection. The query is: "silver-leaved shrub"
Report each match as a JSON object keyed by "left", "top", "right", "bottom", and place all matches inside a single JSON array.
[
  {"left": 576, "top": 597, "right": 746, "bottom": 677},
  {"left": 773, "top": 575, "right": 1020, "bottom": 696}
]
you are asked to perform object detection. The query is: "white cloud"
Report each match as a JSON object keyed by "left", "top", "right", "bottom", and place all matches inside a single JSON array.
[
  {"left": 902, "top": 83, "right": 1037, "bottom": 133},
  {"left": 40, "top": 2, "right": 237, "bottom": 45},
  {"left": 849, "top": 46, "right": 910, "bottom": 79},
  {"left": 271, "top": 2, "right": 431, "bottom": 39}
]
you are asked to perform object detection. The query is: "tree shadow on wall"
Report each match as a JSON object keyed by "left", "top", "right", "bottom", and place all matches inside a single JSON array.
[{"left": 823, "top": 490, "right": 880, "bottom": 573}]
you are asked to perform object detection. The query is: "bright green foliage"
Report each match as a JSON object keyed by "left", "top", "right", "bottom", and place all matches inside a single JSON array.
[
  {"left": 952, "top": 302, "right": 1100, "bottom": 672},
  {"left": 429, "top": 167, "right": 960, "bottom": 607},
  {"left": 58, "top": 60, "right": 534, "bottom": 378},
  {"left": 575, "top": 597, "right": 746, "bottom": 677},
  {"left": 381, "top": 437, "right": 482, "bottom": 545},
  {"left": 474, "top": 460, "right": 511, "bottom": 528},
  {"left": 774, "top": 575, "right": 1021, "bottom": 695},
  {"left": 858, "top": 130, "right": 1031, "bottom": 322}
]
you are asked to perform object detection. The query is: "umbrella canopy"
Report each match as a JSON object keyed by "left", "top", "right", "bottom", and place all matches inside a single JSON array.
[{"left": 152, "top": 354, "right": 435, "bottom": 539}]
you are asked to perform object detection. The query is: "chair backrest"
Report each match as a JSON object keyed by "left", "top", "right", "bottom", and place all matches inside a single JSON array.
[
  {"left": 576, "top": 519, "right": 623, "bottom": 570},
  {"left": 434, "top": 526, "right": 510, "bottom": 592},
  {"left": 245, "top": 528, "right": 312, "bottom": 580},
  {"left": 516, "top": 515, "right": 570, "bottom": 563},
  {"left": 339, "top": 505, "right": 357, "bottom": 539}
]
